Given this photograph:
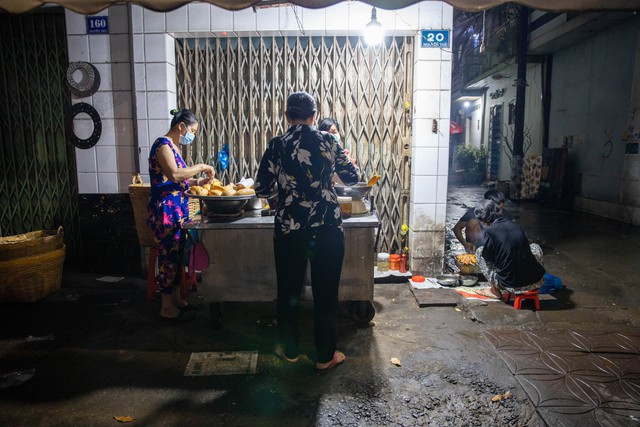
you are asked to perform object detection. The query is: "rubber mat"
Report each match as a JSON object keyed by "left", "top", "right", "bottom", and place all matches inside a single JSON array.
[{"left": 485, "top": 330, "right": 640, "bottom": 426}]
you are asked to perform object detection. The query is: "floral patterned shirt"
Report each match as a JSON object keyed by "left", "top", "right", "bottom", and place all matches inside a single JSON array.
[
  {"left": 147, "top": 137, "right": 190, "bottom": 232},
  {"left": 255, "top": 124, "right": 359, "bottom": 239}
]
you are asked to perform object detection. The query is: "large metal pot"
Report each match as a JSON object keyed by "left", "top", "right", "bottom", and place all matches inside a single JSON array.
[{"left": 334, "top": 182, "right": 372, "bottom": 199}]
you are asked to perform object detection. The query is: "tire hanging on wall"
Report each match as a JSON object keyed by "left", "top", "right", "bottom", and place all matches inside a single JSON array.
[
  {"left": 65, "top": 102, "right": 102, "bottom": 149},
  {"left": 65, "top": 61, "right": 101, "bottom": 98}
]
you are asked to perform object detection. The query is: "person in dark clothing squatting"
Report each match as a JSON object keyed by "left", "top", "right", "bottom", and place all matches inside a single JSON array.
[
  {"left": 453, "top": 189, "right": 510, "bottom": 253},
  {"left": 473, "top": 199, "right": 545, "bottom": 300},
  {"left": 255, "top": 91, "right": 359, "bottom": 371}
]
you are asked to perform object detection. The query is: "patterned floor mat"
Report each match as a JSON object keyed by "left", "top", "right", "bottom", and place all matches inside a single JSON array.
[{"left": 484, "top": 330, "right": 640, "bottom": 426}]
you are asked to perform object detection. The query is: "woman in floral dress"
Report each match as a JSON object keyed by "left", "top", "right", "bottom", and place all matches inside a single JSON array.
[
  {"left": 255, "top": 92, "right": 359, "bottom": 370},
  {"left": 147, "top": 109, "right": 214, "bottom": 320}
]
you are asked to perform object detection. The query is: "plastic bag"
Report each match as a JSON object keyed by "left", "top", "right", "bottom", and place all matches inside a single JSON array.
[
  {"left": 218, "top": 143, "right": 229, "bottom": 171},
  {"left": 181, "top": 229, "right": 209, "bottom": 271},
  {"left": 539, "top": 272, "right": 563, "bottom": 294}
]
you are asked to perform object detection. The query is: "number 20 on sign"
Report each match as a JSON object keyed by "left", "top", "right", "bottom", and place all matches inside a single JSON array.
[{"left": 421, "top": 30, "right": 450, "bottom": 48}]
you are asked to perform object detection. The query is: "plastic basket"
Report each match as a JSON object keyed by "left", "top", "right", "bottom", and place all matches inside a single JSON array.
[
  {"left": 0, "top": 226, "right": 64, "bottom": 261},
  {"left": 0, "top": 245, "right": 66, "bottom": 303}
]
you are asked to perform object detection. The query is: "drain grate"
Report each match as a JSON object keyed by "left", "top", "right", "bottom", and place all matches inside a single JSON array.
[{"left": 485, "top": 330, "right": 640, "bottom": 426}]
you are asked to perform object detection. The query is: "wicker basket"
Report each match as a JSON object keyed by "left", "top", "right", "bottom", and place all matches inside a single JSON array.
[
  {"left": 0, "top": 226, "right": 64, "bottom": 261},
  {"left": 129, "top": 174, "right": 154, "bottom": 247},
  {"left": 0, "top": 245, "right": 65, "bottom": 303},
  {"left": 188, "top": 197, "right": 200, "bottom": 218}
]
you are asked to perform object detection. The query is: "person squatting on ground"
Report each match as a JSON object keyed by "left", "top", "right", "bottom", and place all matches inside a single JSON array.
[
  {"left": 255, "top": 92, "right": 359, "bottom": 371},
  {"left": 473, "top": 199, "right": 546, "bottom": 299},
  {"left": 453, "top": 189, "right": 509, "bottom": 254},
  {"left": 147, "top": 108, "right": 215, "bottom": 321}
]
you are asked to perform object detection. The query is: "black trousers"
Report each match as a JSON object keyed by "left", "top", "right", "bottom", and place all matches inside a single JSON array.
[{"left": 274, "top": 225, "right": 345, "bottom": 363}]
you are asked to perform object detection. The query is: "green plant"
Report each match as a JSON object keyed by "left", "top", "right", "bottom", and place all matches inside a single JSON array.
[{"left": 456, "top": 145, "right": 487, "bottom": 183}]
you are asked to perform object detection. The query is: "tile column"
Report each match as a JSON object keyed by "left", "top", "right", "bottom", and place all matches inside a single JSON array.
[{"left": 408, "top": 2, "right": 453, "bottom": 275}]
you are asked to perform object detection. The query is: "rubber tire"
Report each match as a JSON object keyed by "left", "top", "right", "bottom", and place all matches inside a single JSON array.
[{"left": 349, "top": 301, "right": 375, "bottom": 327}]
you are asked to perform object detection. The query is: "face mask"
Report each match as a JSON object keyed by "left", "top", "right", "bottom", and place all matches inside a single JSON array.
[
  {"left": 332, "top": 133, "right": 341, "bottom": 143},
  {"left": 180, "top": 130, "right": 195, "bottom": 145}
]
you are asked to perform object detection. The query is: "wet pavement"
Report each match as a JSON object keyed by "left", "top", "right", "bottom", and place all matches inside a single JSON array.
[{"left": 1, "top": 184, "right": 639, "bottom": 426}]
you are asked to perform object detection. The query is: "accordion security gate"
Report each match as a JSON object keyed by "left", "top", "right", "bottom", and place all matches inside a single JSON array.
[
  {"left": 0, "top": 9, "right": 80, "bottom": 260},
  {"left": 176, "top": 36, "right": 413, "bottom": 253}
]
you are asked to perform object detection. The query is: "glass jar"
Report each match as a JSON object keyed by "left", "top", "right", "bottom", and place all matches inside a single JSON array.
[
  {"left": 389, "top": 254, "right": 400, "bottom": 271},
  {"left": 337, "top": 196, "right": 352, "bottom": 219},
  {"left": 377, "top": 252, "right": 390, "bottom": 272}
]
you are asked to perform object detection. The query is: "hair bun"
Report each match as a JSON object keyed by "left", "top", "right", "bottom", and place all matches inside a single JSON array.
[{"left": 170, "top": 108, "right": 179, "bottom": 116}]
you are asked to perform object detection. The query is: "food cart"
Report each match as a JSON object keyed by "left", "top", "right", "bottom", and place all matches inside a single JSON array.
[{"left": 183, "top": 210, "right": 379, "bottom": 329}]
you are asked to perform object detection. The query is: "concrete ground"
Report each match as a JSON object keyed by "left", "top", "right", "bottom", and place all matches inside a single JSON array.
[{"left": 1, "top": 184, "right": 639, "bottom": 426}]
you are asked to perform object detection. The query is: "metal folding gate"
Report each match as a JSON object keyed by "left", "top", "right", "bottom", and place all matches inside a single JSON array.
[
  {"left": 176, "top": 35, "right": 413, "bottom": 252},
  {"left": 0, "top": 9, "right": 80, "bottom": 260}
]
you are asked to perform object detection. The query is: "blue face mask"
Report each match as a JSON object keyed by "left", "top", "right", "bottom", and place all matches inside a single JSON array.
[
  {"left": 332, "top": 133, "right": 341, "bottom": 143},
  {"left": 180, "top": 130, "right": 195, "bottom": 145}
]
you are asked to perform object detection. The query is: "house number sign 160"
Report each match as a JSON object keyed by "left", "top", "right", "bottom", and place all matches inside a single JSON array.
[
  {"left": 421, "top": 30, "right": 450, "bottom": 48},
  {"left": 86, "top": 16, "right": 109, "bottom": 34}
]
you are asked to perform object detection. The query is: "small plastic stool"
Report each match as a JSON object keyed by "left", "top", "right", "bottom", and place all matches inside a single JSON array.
[
  {"left": 503, "top": 289, "right": 540, "bottom": 310},
  {"left": 146, "top": 247, "right": 196, "bottom": 301}
]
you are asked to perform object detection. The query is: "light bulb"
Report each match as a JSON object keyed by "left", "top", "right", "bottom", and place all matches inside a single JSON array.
[{"left": 364, "top": 7, "right": 383, "bottom": 46}]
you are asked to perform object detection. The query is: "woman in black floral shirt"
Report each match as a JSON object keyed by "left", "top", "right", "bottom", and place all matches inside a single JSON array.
[{"left": 255, "top": 92, "right": 359, "bottom": 371}]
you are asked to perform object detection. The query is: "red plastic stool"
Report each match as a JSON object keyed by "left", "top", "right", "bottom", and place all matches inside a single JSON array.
[
  {"left": 503, "top": 289, "right": 540, "bottom": 310},
  {"left": 146, "top": 247, "right": 194, "bottom": 301}
]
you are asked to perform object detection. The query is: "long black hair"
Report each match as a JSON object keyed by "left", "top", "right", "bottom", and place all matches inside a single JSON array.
[
  {"left": 170, "top": 108, "right": 197, "bottom": 129},
  {"left": 318, "top": 118, "right": 340, "bottom": 133}
]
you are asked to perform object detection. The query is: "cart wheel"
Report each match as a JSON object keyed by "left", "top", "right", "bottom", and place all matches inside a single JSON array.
[
  {"left": 210, "top": 302, "right": 222, "bottom": 329},
  {"left": 349, "top": 301, "right": 375, "bottom": 327}
]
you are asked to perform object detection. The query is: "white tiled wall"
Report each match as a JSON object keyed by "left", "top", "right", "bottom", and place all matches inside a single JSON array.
[
  {"left": 66, "top": 5, "right": 135, "bottom": 194},
  {"left": 409, "top": 1, "right": 453, "bottom": 274}
]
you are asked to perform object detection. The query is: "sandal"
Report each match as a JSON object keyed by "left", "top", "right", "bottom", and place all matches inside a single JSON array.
[{"left": 316, "top": 351, "right": 345, "bottom": 372}]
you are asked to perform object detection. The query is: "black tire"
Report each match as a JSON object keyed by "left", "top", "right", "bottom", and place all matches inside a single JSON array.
[{"left": 349, "top": 301, "right": 375, "bottom": 327}]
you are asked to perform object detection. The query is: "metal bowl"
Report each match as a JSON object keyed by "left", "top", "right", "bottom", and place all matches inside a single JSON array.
[
  {"left": 458, "top": 275, "right": 478, "bottom": 286},
  {"left": 188, "top": 194, "right": 253, "bottom": 215},
  {"left": 334, "top": 182, "right": 372, "bottom": 199},
  {"left": 436, "top": 274, "right": 458, "bottom": 287}
]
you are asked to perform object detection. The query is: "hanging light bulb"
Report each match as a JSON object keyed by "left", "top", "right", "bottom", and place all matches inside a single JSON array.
[{"left": 364, "top": 7, "right": 383, "bottom": 46}]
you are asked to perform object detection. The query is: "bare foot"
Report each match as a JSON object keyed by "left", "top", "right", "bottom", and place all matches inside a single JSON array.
[{"left": 316, "top": 351, "right": 346, "bottom": 370}]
